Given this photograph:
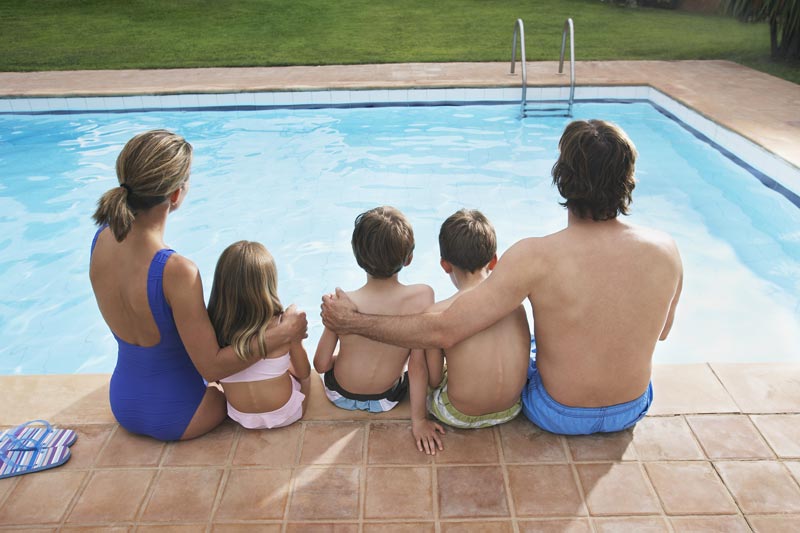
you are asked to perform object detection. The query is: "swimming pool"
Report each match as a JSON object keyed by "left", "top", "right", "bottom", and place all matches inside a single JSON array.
[{"left": 2, "top": 93, "right": 799, "bottom": 374}]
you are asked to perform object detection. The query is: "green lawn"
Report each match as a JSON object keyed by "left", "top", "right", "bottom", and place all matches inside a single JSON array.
[{"left": 1, "top": 0, "right": 797, "bottom": 83}]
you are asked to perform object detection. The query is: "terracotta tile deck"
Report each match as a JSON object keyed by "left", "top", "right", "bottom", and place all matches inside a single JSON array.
[
  {"left": 1, "top": 61, "right": 799, "bottom": 530},
  {"left": 0, "top": 366, "right": 798, "bottom": 531}
]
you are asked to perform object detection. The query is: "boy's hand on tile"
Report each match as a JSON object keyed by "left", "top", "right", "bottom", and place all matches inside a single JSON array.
[{"left": 412, "top": 418, "right": 445, "bottom": 455}]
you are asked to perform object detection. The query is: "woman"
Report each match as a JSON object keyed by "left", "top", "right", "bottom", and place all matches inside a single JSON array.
[{"left": 90, "top": 129, "right": 307, "bottom": 441}]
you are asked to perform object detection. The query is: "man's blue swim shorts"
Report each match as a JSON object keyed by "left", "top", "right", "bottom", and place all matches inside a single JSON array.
[{"left": 521, "top": 358, "right": 652, "bottom": 435}]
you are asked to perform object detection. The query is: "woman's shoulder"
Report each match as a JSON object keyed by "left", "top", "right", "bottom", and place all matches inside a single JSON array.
[{"left": 162, "top": 252, "right": 201, "bottom": 286}]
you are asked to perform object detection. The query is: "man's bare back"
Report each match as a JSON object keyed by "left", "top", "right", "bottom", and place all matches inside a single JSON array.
[
  {"left": 500, "top": 213, "right": 681, "bottom": 407},
  {"left": 316, "top": 205, "right": 436, "bottom": 414}
]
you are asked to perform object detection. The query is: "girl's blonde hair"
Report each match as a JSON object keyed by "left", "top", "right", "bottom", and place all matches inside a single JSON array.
[
  {"left": 92, "top": 129, "right": 193, "bottom": 241},
  {"left": 207, "top": 241, "right": 284, "bottom": 361}
]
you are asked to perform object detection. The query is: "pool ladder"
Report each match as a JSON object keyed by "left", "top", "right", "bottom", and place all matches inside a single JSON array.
[{"left": 510, "top": 18, "right": 575, "bottom": 118}]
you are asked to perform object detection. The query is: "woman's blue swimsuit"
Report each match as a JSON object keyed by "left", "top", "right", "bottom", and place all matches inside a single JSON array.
[{"left": 91, "top": 227, "right": 206, "bottom": 441}]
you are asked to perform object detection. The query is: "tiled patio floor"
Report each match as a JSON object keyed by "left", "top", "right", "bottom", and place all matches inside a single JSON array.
[
  {"left": 1, "top": 61, "right": 799, "bottom": 531},
  {"left": 1, "top": 364, "right": 799, "bottom": 532}
]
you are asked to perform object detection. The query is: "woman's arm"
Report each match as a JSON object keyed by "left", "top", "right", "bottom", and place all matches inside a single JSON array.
[
  {"left": 165, "top": 254, "right": 307, "bottom": 382},
  {"left": 289, "top": 340, "right": 311, "bottom": 380},
  {"left": 313, "top": 327, "right": 338, "bottom": 374}
]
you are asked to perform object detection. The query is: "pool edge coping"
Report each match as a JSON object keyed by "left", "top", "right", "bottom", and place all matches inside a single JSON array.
[{"left": 1, "top": 60, "right": 798, "bottom": 168}]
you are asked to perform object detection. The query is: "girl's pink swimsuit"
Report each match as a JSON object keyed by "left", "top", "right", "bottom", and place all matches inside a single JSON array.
[{"left": 220, "top": 353, "right": 305, "bottom": 429}]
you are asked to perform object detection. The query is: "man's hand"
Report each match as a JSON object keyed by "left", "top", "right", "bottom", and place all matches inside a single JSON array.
[
  {"left": 283, "top": 304, "right": 308, "bottom": 342},
  {"left": 321, "top": 288, "right": 358, "bottom": 334},
  {"left": 411, "top": 418, "right": 445, "bottom": 455}
]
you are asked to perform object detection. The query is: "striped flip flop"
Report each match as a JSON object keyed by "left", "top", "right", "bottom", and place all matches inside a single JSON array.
[
  {"left": 0, "top": 445, "right": 71, "bottom": 479},
  {"left": 0, "top": 420, "right": 77, "bottom": 451}
]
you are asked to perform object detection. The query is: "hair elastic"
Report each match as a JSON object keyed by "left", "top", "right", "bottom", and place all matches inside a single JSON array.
[{"left": 120, "top": 183, "right": 133, "bottom": 194}]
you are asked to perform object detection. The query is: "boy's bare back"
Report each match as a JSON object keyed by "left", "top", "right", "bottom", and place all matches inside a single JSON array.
[
  {"left": 428, "top": 290, "right": 530, "bottom": 416},
  {"left": 315, "top": 205, "right": 433, "bottom": 405},
  {"left": 333, "top": 281, "right": 433, "bottom": 394}
]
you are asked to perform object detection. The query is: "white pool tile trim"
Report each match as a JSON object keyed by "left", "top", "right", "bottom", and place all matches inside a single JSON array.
[
  {"left": 2, "top": 86, "right": 798, "bottom": 196},
  {"left": 644, "top": 87, "right": 800, "bottom": 195}
]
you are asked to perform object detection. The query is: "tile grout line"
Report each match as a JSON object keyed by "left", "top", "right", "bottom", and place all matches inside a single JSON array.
[
  {"left": 672, "top": 458, "right": 748, "bottom": 526},
  {"left": 782, "top": 459, "right": 800, "bottom": 491},
  {"left": 494, "top": 425, "right": 519, "bottom": 533},
  {"left": 128, "top": 433, "right": 171, "bottom": 526},
  {"left": 626, "top": 428, "right": 675, "bottom": 532},
  {"left": 680, "top": 414, "right": 713, "bottom": 462},
  {"left": 684, "top": 414, "right": 717, "bottom": 461},
  {"left": 156, "top": 435, "right": 170, "bottom": 468},
  {"left": 746, "top": 413, "right": 782, "bottom": 460},
  {"left": 685, "top": 414, "right": 779, "bottom": 462},
  {"left": 705, "top": 363, "right": 745, "bottom": 415},
  {"left": 58, "top": 424, "right": 119, "bottom": 528},
  {"left": 359, "top": 420, "right": 369, "bottom": 532},
  {"left": 206, "top": 424, "right": 242, "bottom": 532},
  {"left": 709, "top": 458, "right": 757, "bottom": 524},
  {"left": 0, "top": 473, "right": 19, "bottom": 512},
  {"left": 87, "top": 423, "right": 118, "bottom": 468},
  {"left": 432, "top": 442, "right": 440, "bottom": 533},
  {"left": 280, "top": 420, "right": 308, "bottom": 531},
  {"left": 563, "top": 435, "right": 597, "bottom": 533},
  {"left": 55, "top": 468, "right": 92, "bottom": 529},
  {"left": 134, "top": 463, "right": 164, "bottom": 523},
  {"left": 637, "top": 460, "right": 675, "bottom": 532},
  {"left": 204, "top": 463, "right": 228, "bottom": 532},
  {"left": 742, "top": 514, "right": 758, "bottom": 532}
]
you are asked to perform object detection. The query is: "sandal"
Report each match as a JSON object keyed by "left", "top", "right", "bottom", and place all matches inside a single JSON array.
[
  {"left": 0, "top": 444, "right": 71, "bottom": 479},
  {"left": 0, "top": 420, "right": 77, "bottom": 451}
]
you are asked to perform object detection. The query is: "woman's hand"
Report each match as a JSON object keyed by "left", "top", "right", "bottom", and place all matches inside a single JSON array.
[{"left": 282, "top": 304, "right": 308, "bottom": 342}]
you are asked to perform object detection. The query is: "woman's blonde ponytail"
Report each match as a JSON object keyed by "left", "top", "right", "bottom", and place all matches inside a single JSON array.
[
  {"left": 91, "top": 129, "right": 193, "bottom": 242},
  {"left": 92, "top": 185, "right": 136, "bottom": 242}
]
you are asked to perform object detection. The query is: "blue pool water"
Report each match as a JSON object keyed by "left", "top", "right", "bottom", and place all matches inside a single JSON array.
[{"left": 1, "top": 101, "right": 799, "bottom": 374}]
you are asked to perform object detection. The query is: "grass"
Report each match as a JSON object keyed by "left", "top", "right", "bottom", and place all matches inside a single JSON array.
[{"left": 1, "top": 0, "right": 798, "bottom": 83}]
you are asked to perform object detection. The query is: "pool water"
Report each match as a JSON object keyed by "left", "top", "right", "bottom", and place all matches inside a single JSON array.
[{"left": 1, "top": 101, "right": 799, "bottom": 374}]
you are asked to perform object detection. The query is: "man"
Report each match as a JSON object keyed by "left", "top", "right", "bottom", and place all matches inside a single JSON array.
[{"left": 321, "top": 120, "right": 683, "bottom": 435}]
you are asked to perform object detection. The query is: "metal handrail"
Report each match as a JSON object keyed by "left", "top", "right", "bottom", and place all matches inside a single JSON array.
[
  {"left": 511, "top": 17, "right": 576, "bottom": 118},
  {"left": 558, "top": 18, "right": 575, "bottom": 113},
  {"left": 510, "top": 19, "right": 527, "bottom": 115}
]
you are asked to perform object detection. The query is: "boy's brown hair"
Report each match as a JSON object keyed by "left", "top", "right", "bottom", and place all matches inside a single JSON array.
[
  {"left": 551, "top": 119, "right": 637, "bottom": 221},
  {"left": 351, "top": 206, "right": 415, "bottom": 278},
  {"left": 439, "top": 209, "right": 497, "bottom": 273}
]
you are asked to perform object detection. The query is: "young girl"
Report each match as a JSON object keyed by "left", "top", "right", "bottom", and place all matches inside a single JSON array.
[{"left": 208, "top": 241, "right": 311, "bottom": 429}]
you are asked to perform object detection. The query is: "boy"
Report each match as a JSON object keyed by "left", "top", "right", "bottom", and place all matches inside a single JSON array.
[
  {"left": 314, "top": 206, "right": 434, "bottom": 412},
  {"left": 410, "top": 209, "right": 530, "bottom": 454}
]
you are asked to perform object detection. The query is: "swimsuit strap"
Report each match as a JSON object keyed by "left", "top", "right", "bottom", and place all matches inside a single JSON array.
[
  {"left": 146, "top": 249, "right": 176, "bottom": 336},
  {"left": 89, "top": 224, "right": 109, "bottom": 258}
]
